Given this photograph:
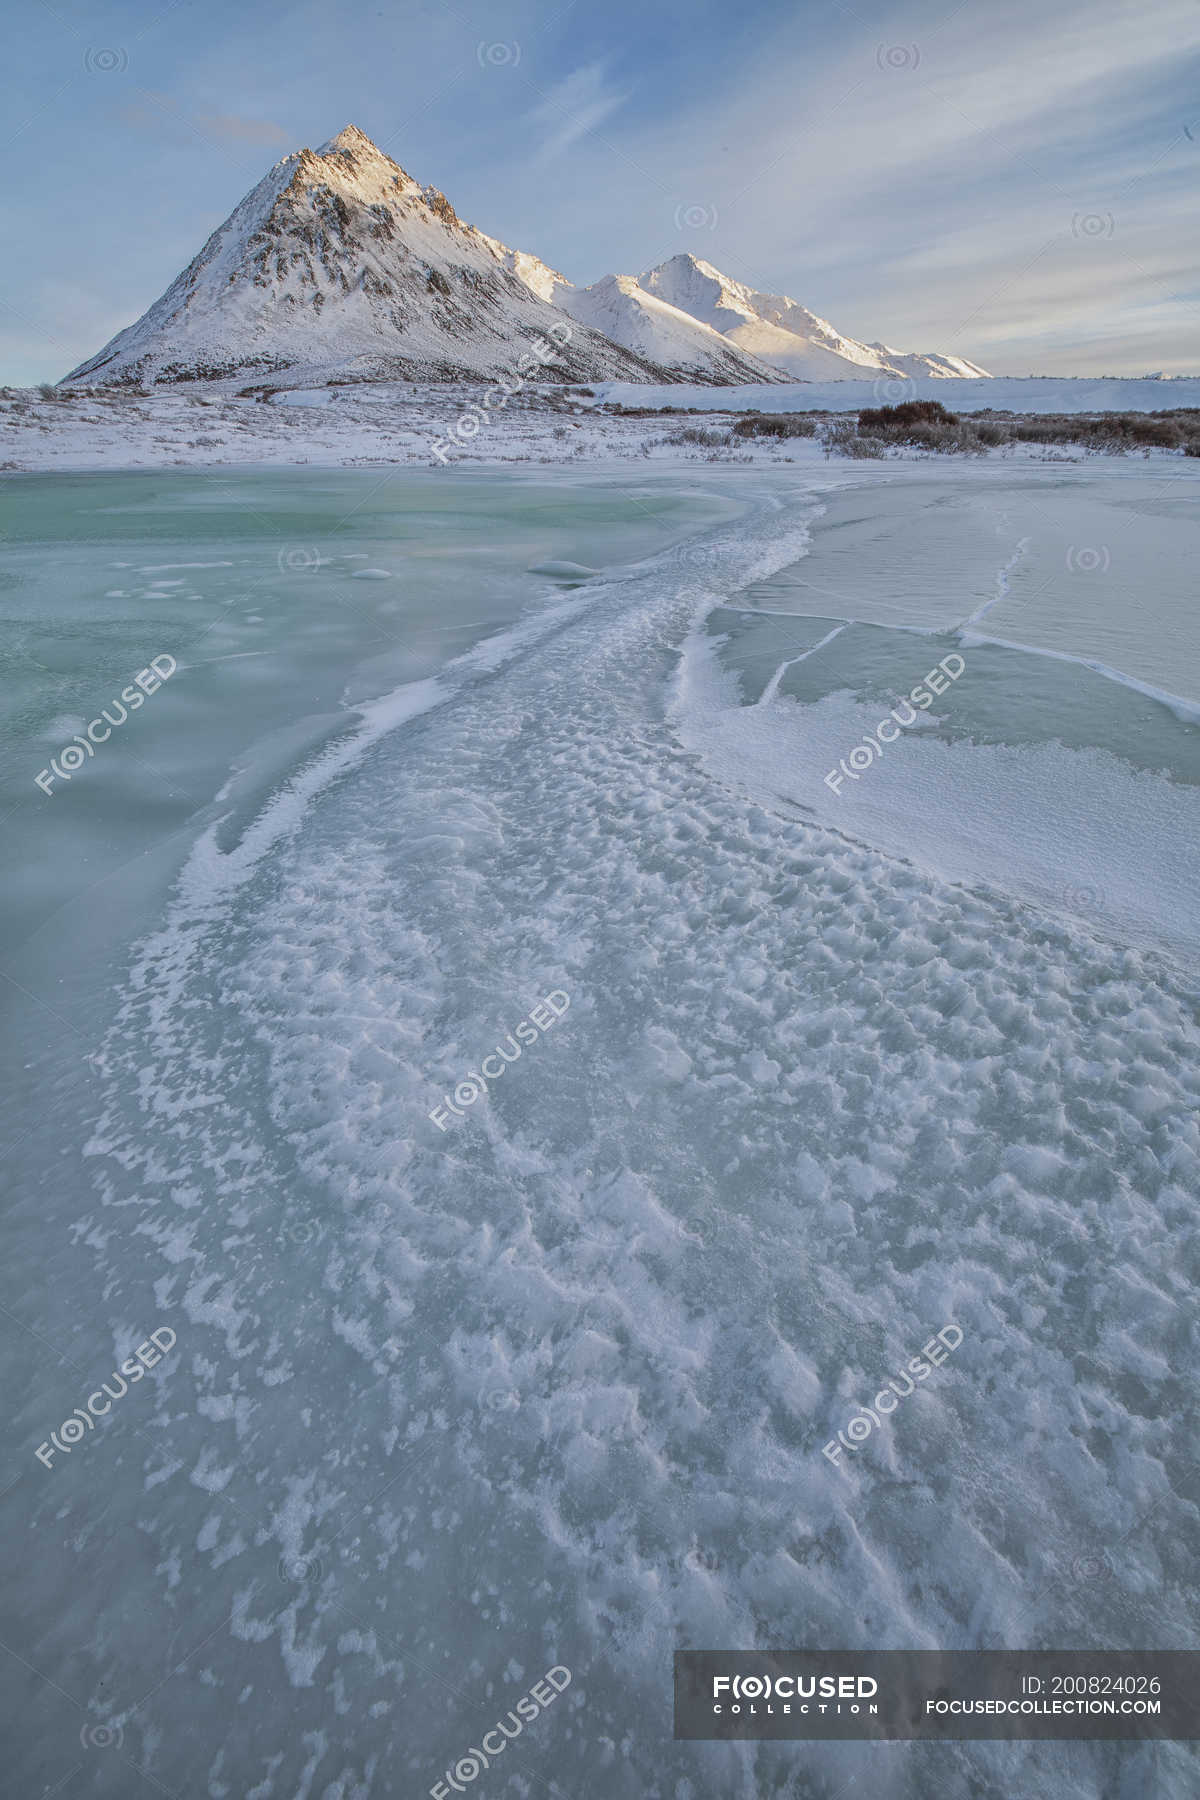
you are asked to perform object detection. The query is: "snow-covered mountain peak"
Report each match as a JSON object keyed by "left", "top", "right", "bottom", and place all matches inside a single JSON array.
[
  {"left": 317, "top": 123, "right": 383, "bottom": 157},
  {"left": 551, "top": 271, "right": 784, "bottom": 382},
  {"left": 638, "top": 253, "right": 989, "bottom": 381},
  {"left": 64, "top": 128, "right": 671, "bottom": 386},
  {"left": 638, "top": 255, "right": 781, "bottom": 332},
  {"left": 62, "top": 128, "right": 988, "bottom": 389}
]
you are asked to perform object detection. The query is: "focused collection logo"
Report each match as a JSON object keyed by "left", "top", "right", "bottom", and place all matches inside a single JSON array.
[
  {"left": 35, "top": 655, "right": 177, "bottom": 795},
  {"left": 430, "top": 1665, "right": 571, "bottom": 1796},
  {"left": 35, "top": 1326, "right": 177, "bottom": 1469},
  {"left": 428, "top": 991, "right": 570, "bottom": 1130},
  {"left": 824, "top": 653, "right": 966, "bottom": 796}
]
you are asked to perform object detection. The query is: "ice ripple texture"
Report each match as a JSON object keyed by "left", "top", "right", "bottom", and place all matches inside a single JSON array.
[{"left": 73, "top": 486, "right": 1200, "bottom": 1799}]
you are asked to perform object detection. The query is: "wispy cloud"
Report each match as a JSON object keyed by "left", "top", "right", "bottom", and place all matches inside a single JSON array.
[
  {"left": 4, "top": 0, "right": 1196, "bottom": 379},
  {"left": 196, "top": 112, "right": 291, "bottom": 146},
  {"left": 589, "top": 0, "right": 1200, "bottom": 370},
  {"left": 524, "top": 62, "right": 629, "bottom": 158},
  {"left": 120, "top": 94, "right": 289, "bottom": 149}
]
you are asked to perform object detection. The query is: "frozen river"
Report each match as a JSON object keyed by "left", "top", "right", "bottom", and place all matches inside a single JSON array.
[{"left": 1, "top": 461, "right": 1197, "bottom": 1799}]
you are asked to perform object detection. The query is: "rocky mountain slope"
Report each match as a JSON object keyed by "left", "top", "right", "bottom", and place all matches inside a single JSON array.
[{"left": 65, "top": 128, "right": 681, "bottom": 387}]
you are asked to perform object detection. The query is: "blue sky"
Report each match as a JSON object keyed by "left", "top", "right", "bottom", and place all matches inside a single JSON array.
[{"left": 3, "top": 0, "right": 1198, "bottom": 381}]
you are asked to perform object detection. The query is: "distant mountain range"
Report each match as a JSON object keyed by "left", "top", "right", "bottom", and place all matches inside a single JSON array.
[
  {"left": 65, "top": 125, "right": 990, "bottom": 388},
  {"left": 637, "top": 257, "right": 989, "bottom": 382}
]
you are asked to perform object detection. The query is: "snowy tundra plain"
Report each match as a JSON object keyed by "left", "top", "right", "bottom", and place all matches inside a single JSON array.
[{"left": 3, "top": 374, "right": 1200, "bottom": 471}]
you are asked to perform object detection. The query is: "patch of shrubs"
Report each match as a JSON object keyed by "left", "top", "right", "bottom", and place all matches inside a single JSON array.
[
  {"left": 857, "top": 399, "right": 958, "bottom": 431},
  {"left": 821, "top": 419, "right": 886, "bottom": 459},
  {"left": 1006, "top": 411, "right": 1200, "bottom": 450},
  {"left": 853, "top": 399, "right": 986, "bottom": 452},
  {"left": 667, "top": 426, "right": 731, "bottom": 447},
  {"left": 834, "top": 403, "right": 1200, "bottom": 458},
  {"left": 732, "top": 412, "right": 819, "bottom": 439}
]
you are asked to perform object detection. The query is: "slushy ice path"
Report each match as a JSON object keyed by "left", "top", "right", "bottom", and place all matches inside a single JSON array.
[{"left": 10, "top": 484, "right": 1200, "bottom": 1799}]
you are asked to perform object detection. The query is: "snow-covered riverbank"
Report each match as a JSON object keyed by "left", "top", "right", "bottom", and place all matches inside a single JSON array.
[{"left": 3, "top": 376, "right": 1198, "bottom": 473}]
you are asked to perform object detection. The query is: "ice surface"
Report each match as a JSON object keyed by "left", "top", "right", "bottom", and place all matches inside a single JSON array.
[
  {"left": 720, "top": 467, "right": 1200, "bottom": 703},
  {"left": 528, "top": 559, "right": 600, "bottom": 580},
  {"left": 2, "top": 466, "right": 1197, "bottom": 1799}
]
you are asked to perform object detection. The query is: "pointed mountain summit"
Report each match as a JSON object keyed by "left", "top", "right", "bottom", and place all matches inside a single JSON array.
[
  {"left": 321, "top": 123, "right": 379, "bottom": 156},
  {"left": 65, "top": 127, "right": 676, "bottom": 386},
  {"left": 638, "top": 254, "right": 989, "bottom": 380}
]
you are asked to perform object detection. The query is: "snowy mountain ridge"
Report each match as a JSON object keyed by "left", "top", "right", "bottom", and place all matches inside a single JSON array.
[
  {"left": 636, "top": 255, "right": 990, "bottom": 381},
  {"left": 547, "top": 273, "right": 788, "bottom": 382},
  {"left": 65, "top": 127, "right": 988, "bottom": 387}
]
